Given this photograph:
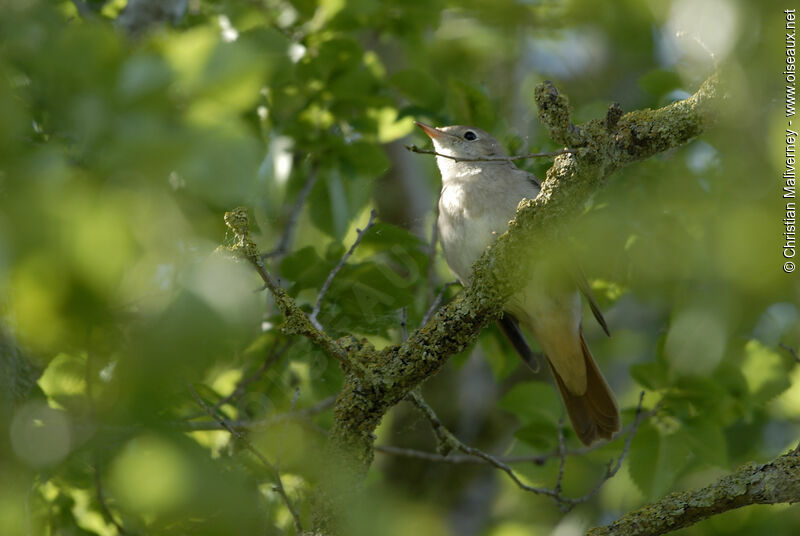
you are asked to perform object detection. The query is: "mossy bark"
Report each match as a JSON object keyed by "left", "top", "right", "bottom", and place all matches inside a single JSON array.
[
  {"left": 325, "top": 73, "right": 721, "bottom": 492},
  {"left": 232, "top": 74, "right": 722, "bottom": 533},
  {"left": 588, "top": 448, "right": 800, "bottom": 536}
]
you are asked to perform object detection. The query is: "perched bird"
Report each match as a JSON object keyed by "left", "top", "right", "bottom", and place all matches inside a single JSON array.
[{"left": 416, "top": 121, "right": 620, "bottom": 446}]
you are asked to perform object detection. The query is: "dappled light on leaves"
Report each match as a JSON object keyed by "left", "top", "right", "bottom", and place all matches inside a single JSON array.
[
  {"left": 0, "top": 0, "right": 797, "bottom": 535},
  {"left": 108, "top": 435, "right": 193, "bottom": 515}
]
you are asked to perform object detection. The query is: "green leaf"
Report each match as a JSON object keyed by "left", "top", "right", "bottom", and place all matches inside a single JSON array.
[
  {"left": 665, "top": 376, "right": 731, "bottom": 421},
  {"left": 480, "top": 325, "right": 520, "bottom": 380},
  {"left": 298, "top": 36, "right": 362, "bottom": 83},
  {"left": 514, "top": 416, "right": 559, "bottom": 452},
  {"left": 279, "top": 246, "right": 331, "bottom": 294},
  {"left": 628, "top": 420, "right": 691, "bottom": 500},
  {"left": 638, "top": 69, "right": 682, "bottom": 97},
  {"left": 308, "top": 166, "right": 373, "bottom": 239},
  {"left": 38, "top": 352, "right": 87, "bottom": 401},
  {"left": 630, "top": 359, "right": 669, "bottom": 390},
  {"left": 741, "top": 339, "right": 793, "bottom": 405},
  {"left": 713, "top": 360, "right": 749, "bottom": 400},
  {"left": 360, "top": 222, "right": 426, "bottom": 251},
  {"left": 340, "top": 142, "right": 390, "bottom": 177},
  {"left": 323, "top": 261, "right": 417, "bottom": 335},
  {"left": 683, "top": 417, "right": 728, "bottom": 467},
  {"left": 446, "top": 79, "right": 495, "bottom": 127},
  {"left": 498, "top": 381, "right": 561, "bottom": 424},
  {"left": 389, "top": 68, "right": 445, "bottom": 109}
]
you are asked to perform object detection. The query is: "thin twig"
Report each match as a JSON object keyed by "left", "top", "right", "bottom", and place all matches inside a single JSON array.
[
  {"left": 405, "top": 144, "right": 579, "bottom": 163},
  {"left": 377, "top": 399, "right": 657, "bottom": 465},
  {"left": 183, "top": 341, "right": 292, "bottom": 420},
  {"left": 400, "top": 389, "right": 651, "bottom": 508},
  {"left": 264, "top": 162, "right": 320, "bottom": 259},
  {"left": 406, "top": 390, "right": 559, "bottom": 497},
  {"left": 94, "top": 465, "right": 130, "bottom": 535},
  {"left": 560, "top": 391, "right": 647, "bottom": 508},
  {"left": 420, "top": 281, "right": 460, "bottom": 326},
  {"left": 779, "top": 342, "right": 800, "bottom": 363},
  {"left": 554, "top": 419, "right": 567, "bottom": 497},
  {"left": 213, "top": 341, "right": 291, "bottom": 411},
  {"left": 309, "top": 209, "right": 378, "bottom": 330},
  {"left": 400, "top": 307, "right": 408, "bottom": 342},
  {"left": 222, "top": 207, "right": 350, "bottom": 365},
  {"left": 189, "top": 386, "right": 304, "bottom": 533},
  {"left": 182, "top": 395, "right": 336, "bottom": 432}
]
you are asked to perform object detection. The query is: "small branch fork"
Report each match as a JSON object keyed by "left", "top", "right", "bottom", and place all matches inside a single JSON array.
[
  {"left": 392, "top": 391, "right": 649, "bottom": 511},
  {"left": 405, "top": 145, "right": 579, "bottom": 163}
]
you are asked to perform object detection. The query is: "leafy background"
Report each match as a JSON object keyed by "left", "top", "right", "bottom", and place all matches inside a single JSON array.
[{"left": 0, "top": 0, "right": 798, "bottom": 535}]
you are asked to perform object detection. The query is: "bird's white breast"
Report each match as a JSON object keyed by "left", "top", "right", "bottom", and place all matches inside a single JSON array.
[{"left": 437, "top": 173, "right": 520, "bottom": 282}]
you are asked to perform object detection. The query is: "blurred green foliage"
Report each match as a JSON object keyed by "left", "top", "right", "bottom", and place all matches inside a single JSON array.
[{"left": 0, "top": 0, "right": 798, "bottom": 535}]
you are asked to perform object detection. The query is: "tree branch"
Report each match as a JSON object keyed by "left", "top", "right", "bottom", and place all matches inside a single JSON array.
[
  {"left": 588, "top": 447, "right": 800, "bottom": 536},
  {"left": 309, "top": 209, "right": 377, "bottom": 331},
  {"left": 220, "top": 208, "right": 349, "bottom": 366},
  {"left": 405, "top": 145, "right": 579, "bottom": 162},
  {"left": 400, "top": 390, "right": 648, "bottom": 511},
  {"left": 221, "top": 74, "right": 721, "bottom": 532},
  {"left": 375, "top": 396, "right": 657, "bottom": 465},
  {"left": 324, "top": 73, "right": 720, "bottom": 484}
]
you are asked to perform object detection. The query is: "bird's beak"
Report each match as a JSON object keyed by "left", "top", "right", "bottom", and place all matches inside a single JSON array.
[{"left": 415, "top": 121, "right": 445, "bottom": 140}]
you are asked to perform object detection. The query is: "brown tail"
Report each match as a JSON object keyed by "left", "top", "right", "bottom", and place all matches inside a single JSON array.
[{"left": 549, "top": 331, "right": 620, "bottom": 446}]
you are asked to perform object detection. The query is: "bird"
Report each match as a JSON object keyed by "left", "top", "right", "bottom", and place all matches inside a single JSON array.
[{"left": 416, "top": 121, "right": 620, "bottom": 446}]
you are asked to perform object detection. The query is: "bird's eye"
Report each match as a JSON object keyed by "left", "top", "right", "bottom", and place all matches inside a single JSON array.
[{"left": 463, "top": 131, "right": 477, "bottom": 141}]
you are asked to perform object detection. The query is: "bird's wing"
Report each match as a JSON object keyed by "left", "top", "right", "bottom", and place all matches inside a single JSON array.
[
  {"left": 572, "top": 264, "right": 610, "bottom": 336},
  {"left": 497, "top": 313, "right": 540, "bottom": 372}
]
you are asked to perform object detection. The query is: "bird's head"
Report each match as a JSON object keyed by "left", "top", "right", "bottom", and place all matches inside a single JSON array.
[{"left": 415, "top": 122, "right": 507, "bottom": 161}]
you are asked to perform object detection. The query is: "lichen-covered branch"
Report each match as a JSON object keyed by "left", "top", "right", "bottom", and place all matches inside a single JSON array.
[
  {"left": 220, "top": 207, "right": 349, "bottom": 365},
  {"left": 223, "top": 74, "right": 721, "bottom": 533},
  {"left": 588, "top": 448, "right": 800, "bottom": 536},
  {"left": 326, "top": 73, "right": 721, "bottom": 481}
]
